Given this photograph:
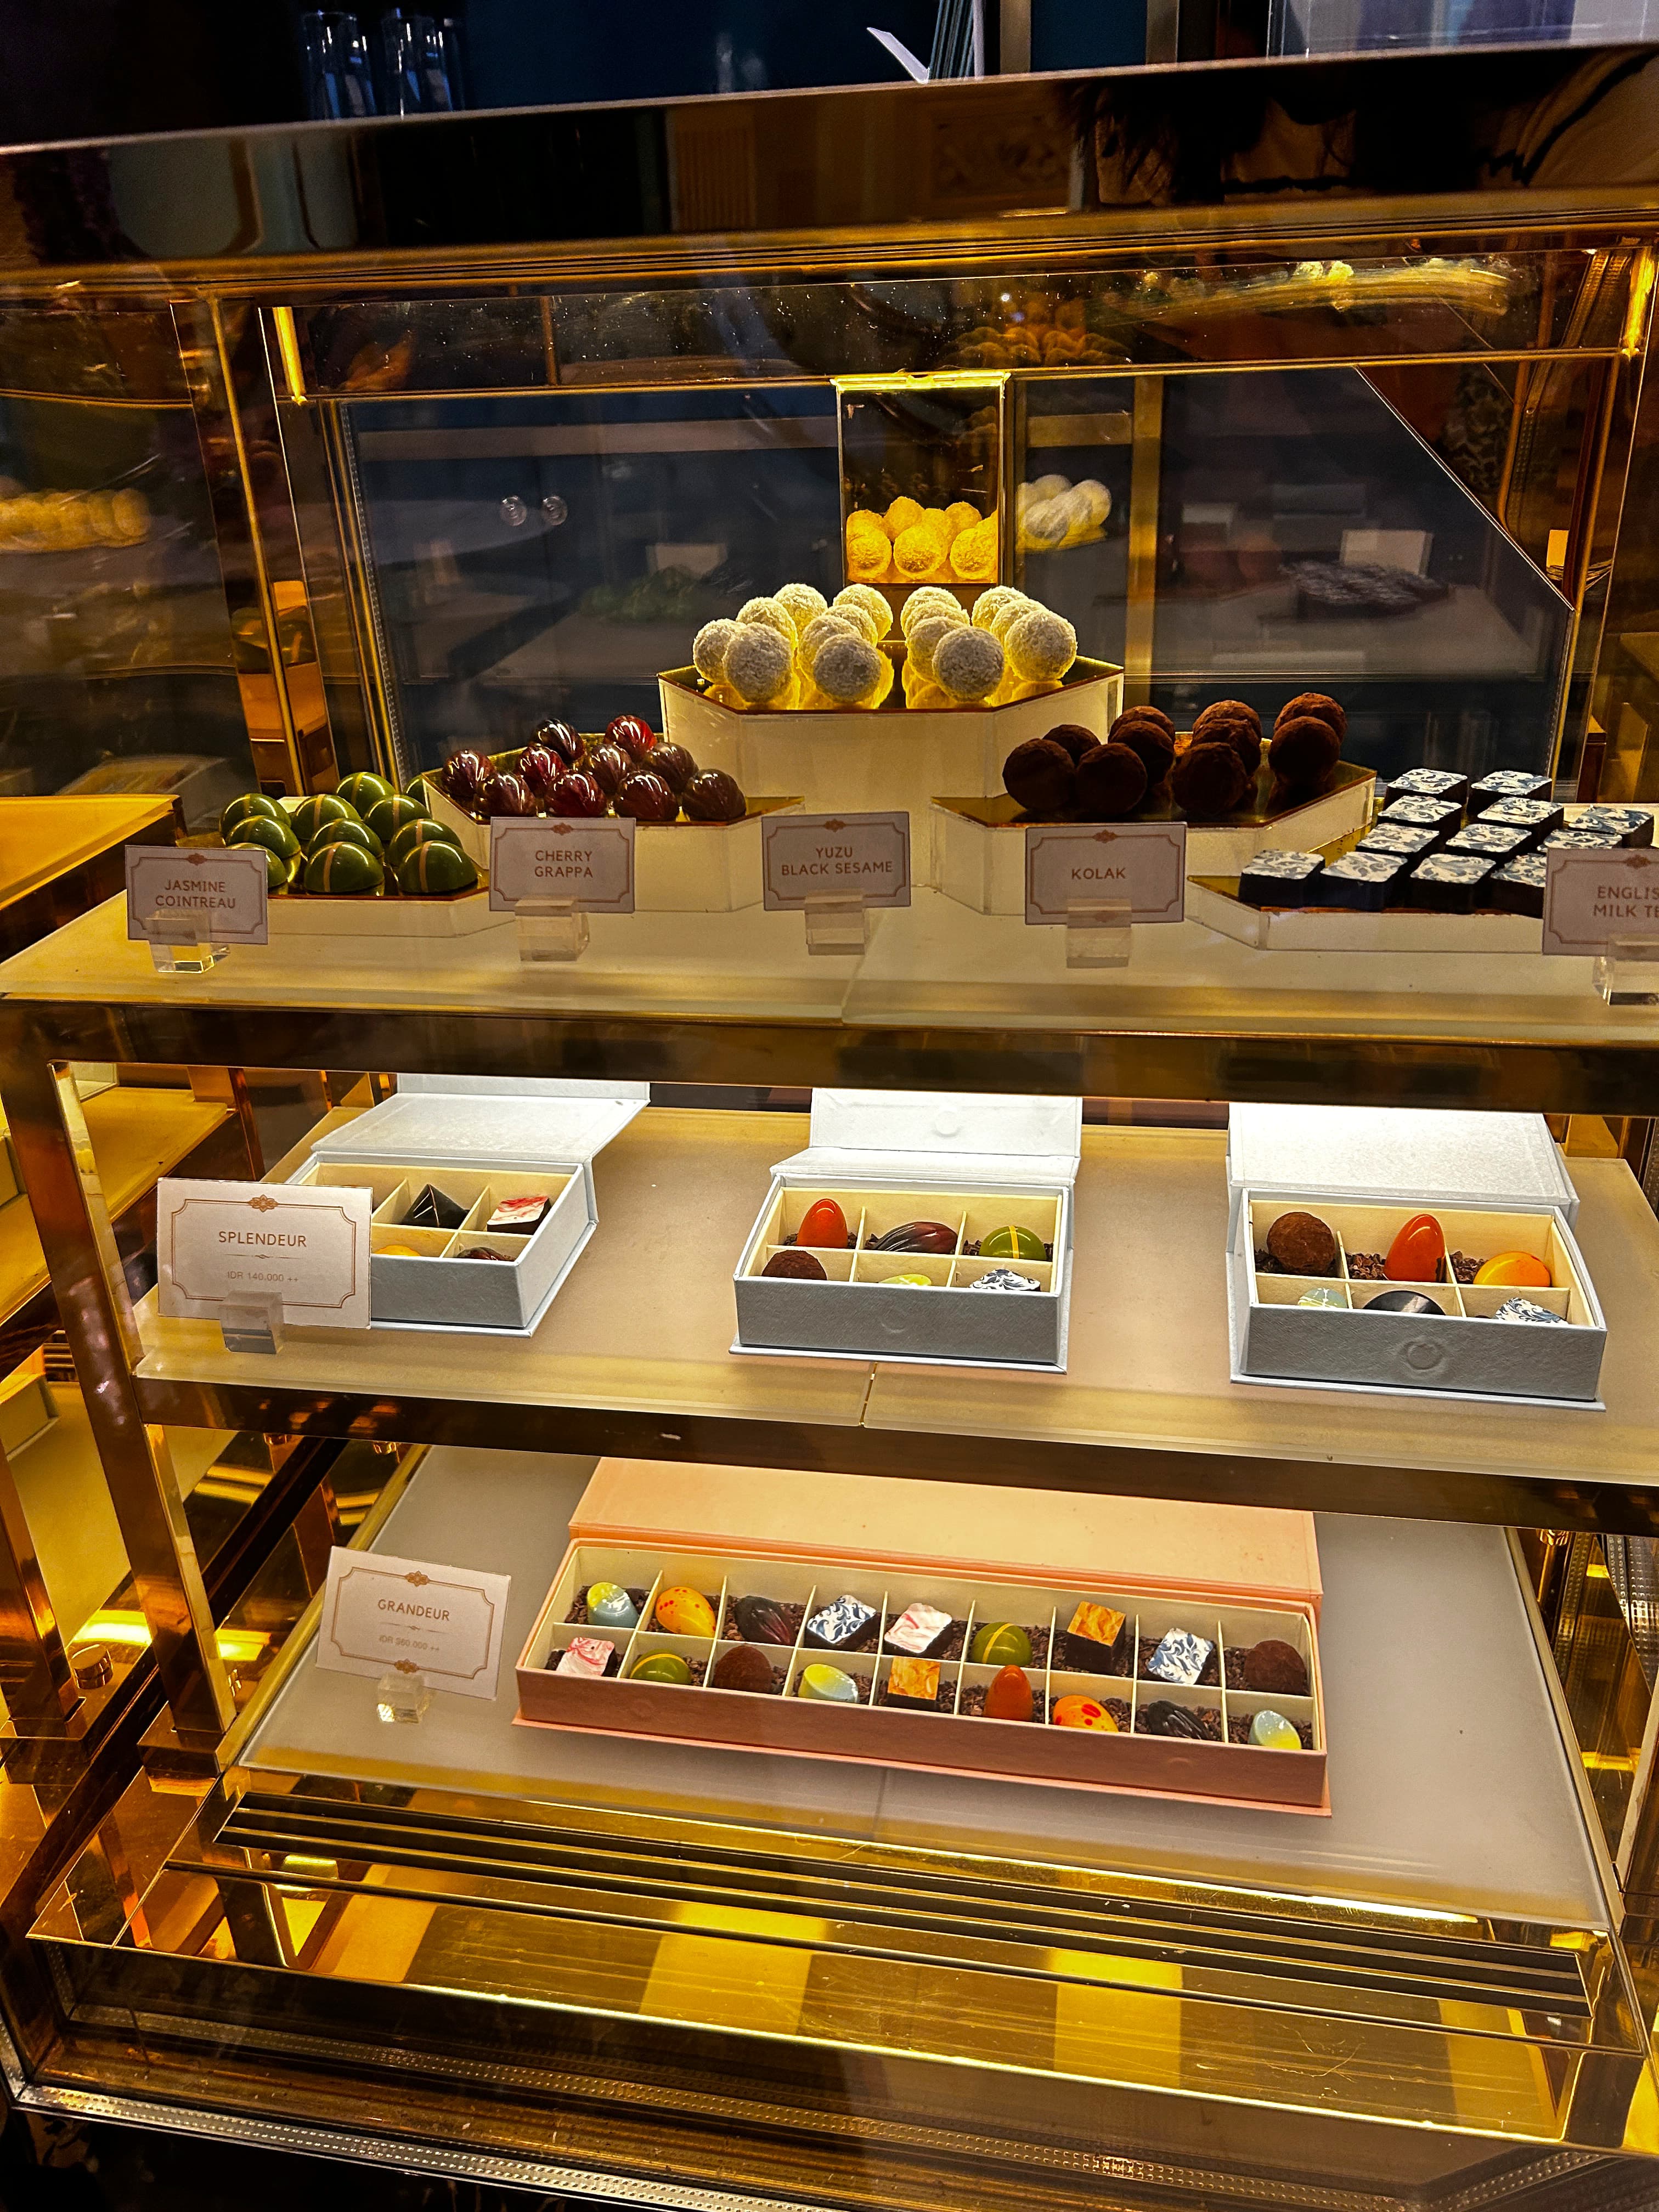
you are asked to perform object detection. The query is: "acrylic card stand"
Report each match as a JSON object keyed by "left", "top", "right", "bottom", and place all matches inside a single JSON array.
[{"left": 518, "top": 1540, "right": 1327, "bottom": 1812}]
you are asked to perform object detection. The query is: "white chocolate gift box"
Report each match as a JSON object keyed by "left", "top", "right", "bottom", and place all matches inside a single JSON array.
[
  {"left": 283, "top": 1075, "right": 645, "bottom": 1334},
  {"left": 732, "top": 1088, "right": 1081, "bottom": 1370},
  {"left": 1229, "top": 1189, "right": 1606, "bottom": 1404}
]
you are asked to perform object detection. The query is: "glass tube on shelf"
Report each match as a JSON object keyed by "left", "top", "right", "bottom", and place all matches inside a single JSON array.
[{"left": 298, "top": 11, "right": 377, "bottom": 120}]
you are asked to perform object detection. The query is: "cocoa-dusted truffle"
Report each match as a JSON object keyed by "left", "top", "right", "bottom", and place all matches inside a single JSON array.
[
  {"left": 1046, "top": 722, "right": 1098, "bottom": 767},
  {"left": 1074, "top": 741, "right": 1148, "bottom": 821},
  {"left": 1108, "top": 714, "right": 1175, "bottom": 788},
  {"left": 710, "top": 1643, "right": 776, "bottom": 1694},
  {"left": 1269, "top": 715, "right": 1342, "bottom": 789},
  {"left": 1114, "top": 703, "right": 1175, "bottom": 739},
  {"left": 1003, "top": 736, "right": 1075, "bottom": 815},
  {"left": 1191, "top": 703, "right": 1262, "bottom": 775},
  {"left": 1276, "top": 691, "right": 1346, "bottom": 743},
  {"left": 762, "top": 1249, "right": 826, "bottom": 1280},
  {"left": 1266, "top": 1210, "right": 1338, "bottom": 1276},
  {"left": 1243, "top": 1637, "right": 1310, "bottom": 1697},
  {"left": 682, "top": 769, "right": 747, "bottom": 822},
  {"left": 1193, "top": 698, "right": 1261, "bottom": 742},
  {"left": 1171, "top": 740, "right": 1248, "bottom": 818}
]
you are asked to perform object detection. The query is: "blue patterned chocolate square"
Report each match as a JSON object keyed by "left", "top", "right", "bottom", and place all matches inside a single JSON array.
[
  {"left": 1147, "top": 1629, "right": 1213, "bottom": 1685},
  {"left": 805, "top": 1593, "right": 877, "bottom": 1650}
]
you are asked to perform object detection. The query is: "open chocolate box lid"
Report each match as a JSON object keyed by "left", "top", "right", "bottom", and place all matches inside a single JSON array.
[
  {"left": 774, "top": 1088, "right": 1082, "bottom": 1189},
  {"left": 1226, "top": 1104, "right": 1578, "bottom": 1239},
  {"left": 310, "top": 1074, "right": 646, "bottom": 1178},
  {"left": 570, "top": 1458, "right": 1322, "bottom": 1618}
]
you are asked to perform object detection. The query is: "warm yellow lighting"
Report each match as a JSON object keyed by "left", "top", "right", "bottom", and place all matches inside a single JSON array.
[
  {"left": 1586, "top": 1560, "right": 1610, "bottom": 1579},
  {"left": 72, "top": 1610, "right": 269, "bottom": 1665},
  {"left": 1623, "top": 247, "right": 1655, "bottom": 358},
  {"left": 1581, "top": 1750, "right": 1639, "bottom": 1773},
  {"left": 272, "top": 305, "right": 307, "bottom": 403}
]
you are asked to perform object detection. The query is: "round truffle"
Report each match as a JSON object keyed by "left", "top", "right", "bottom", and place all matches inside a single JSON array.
[
  {"left": 1277, "top": 691, "right": 1347, "bottom": 743},
  {"left": 1113, "top": 703, "right": 1175, "bottom": 740},
  {"left": 986, "top": 595, "right": 1035, "bottom": 642},
  {"left": 812, "top": 631, "right": 884, "bottom": 704},
  {"left": 1193, "top": 698, "right": 1261, "bottom": 743},
  {"left": 1005, "top": 607, "right": 1077, "bottom": 682},
  {"left": 893, "top": 522, "right": 944, "bottom": 580},
  {"left": 1074, "top": 741, "right": 1148, "bottom": 821},
  {"left": 724, "top": 623, "right": 795, "bottom": 704},
  {"left": 774, "top": 582, "right": 827, "bottom": 636},
  {"left": 682, "top": 769, "right": 747, "bottom": 822},
  {"left": 1243, "top": 1638, "right": 1310, "bottom": 1697},
  {"left": 1171, "top": 740, "right": 1249, "bottom": 819},
  {"left": 1045, "top": 723, "right": 1098, "bottom": 768},
  {"left": 1108, "top": 714, "right": 1176, "bottom": 787},
  {"left": 949, "top": 517, "right": 998, "bottom": 581},
  {"left": 798, "top": 612, "right": 856, "bottom": 665},
  {"left": 735, "top": 595, "right": 795, "bottom": 641},
  {"left": 1268, "top": 715, "right": 1342, "bottom": 789},
  {"left": 1021, "top": 499, "right": 1070, "bottom": 551},
  {"left": 692, "top": 618, "right": 740, "bottom": 684},
  {"left": 1003, "top": 737, "right": 1075, "bottom": 816},
  {"left": 646, "top": 741, "right": 698, "bottom": 794},
  {"left": 710, "top": 1643, "right": 775, "bottom": 1695},
  {"left": 583, "top": 743, "right": 630, "bottom": 798},
  {"left": 884, "top": 495, "right": 925, "bottom": 540},
  {"left": 934, "top": 625, "right": 1006, "bottom": 702},
  {"left": 900, "top": 586, "right": 961, "bottom": 638},
  {"left": 905, "top": 611, "right": 967, "bottom": 681},
  {"left": 1190, "top": 704, "right": 1262, "bottom": 775},
  {"left": 614, "top": 770, "right": 678, "bottom": 821},
  {"left": 833, "top": 583, "right": 892, "bottom": 639},
  {"left": 763, "top": 1248, "right": 827, "bottom": 1280},
  {"left": 973, "top": 585, "right": 1025, "bottom": 631},
  {"left": 831, "top": 598, "right": 879, "bottom": 645},
  {"left": 1266, "top": 1209, "right": 1338, "bottom": 1277}
]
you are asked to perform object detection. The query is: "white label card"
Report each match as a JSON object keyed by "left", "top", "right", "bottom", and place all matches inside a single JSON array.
[
  {"left": 126, "top": 844, "right": 269, "bottom": 945},
  {"left": 318, "top": 1547, "right": 510, "bottom": 1700},
  {"left": 761, "top": 812, "right": 911, "bottom": 910},
  {"left": 1024, "top": 821, "right": 1188, "bottom": 926},
  {"left": 157, "top": 1177, "right": 372, "bottom": 1329},
  {"left": 488, "top": 816, "right": 636, "bottom": 912},
  {"left": 1543, "top": 846, "right": 1659, "bottom": 956}
]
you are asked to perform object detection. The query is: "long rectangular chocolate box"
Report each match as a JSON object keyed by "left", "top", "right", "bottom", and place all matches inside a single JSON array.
[{"left": 516, "top": 1462, "right": 1328, "bottom": 1812}]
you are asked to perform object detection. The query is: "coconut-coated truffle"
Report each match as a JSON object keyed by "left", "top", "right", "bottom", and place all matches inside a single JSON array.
[
  {"left": 798, "top": 612, "right": 856, "bottom": 665},
  {"left": 812, "top": 631, "right": 884, "bottom": 704},
  {"left": 987, "top": 594, "right": 1035, "bottom": 641},
  {"left": 906, "top": 612, "right": 967, "bottom": 681},
  {"left": 1074, "top": 741, "right": 1148, "bottom": 820},
  {"left": 899, "top": 586, "right": 961, "bottom": 637},
  {"left": 1268, "top": 715, "right": 1342, "bottom": 788},
  {"left": 829, "top": 597, "right": 879, "bottom": 645},
  {"left": 1171, "top": 739, "right": 1249, "bottom": 817},
  {"left": 692, "top": 618, "right": 739, "bottom": 683},
  {"left": 1277, "top": 691, "right": 1347, "bottom": 743},
  {"left": 725, "top": 623, "right": 795, "bottom": 703},
  {"left": 833, "top": 583, "right": 892, "bottom": 638},
  {"left": 1003, "top": 736, "right": 1075, "bottom": 814},
  {"left": 973, "top": 585, "right": 1025, "bottom": 631},
  {"left": 735, "top": 595, "right": 795, "bottom": 641},
  {"left": 933, "top": 625, "right": 1006, "bottom": 702},
  {"left": 774, "top": 582, "right": 827, "bottom": 636},
  {"left": 1005, "top": 607, "right": 1077, "bottom": 681}
]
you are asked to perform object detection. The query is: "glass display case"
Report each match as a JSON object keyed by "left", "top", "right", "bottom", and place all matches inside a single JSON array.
[{"left": 2, "top": 47, "right": 1659, "bottom": 2212}]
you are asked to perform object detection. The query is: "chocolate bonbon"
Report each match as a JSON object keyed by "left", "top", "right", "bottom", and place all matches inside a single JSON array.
[
  {"left": 547, "top": 770, "right": 607, "bottom": 817},
  {"left": 1475, "top": 1251, "right": 1551, "bottom": 1288},
  {"left": 1385, "top": 1212, "right": 1444, "bottom": 1282},
  {"left": 1238, "top": 850, "right": 1322, "bottom": 907},
  {"left": 1364, "top": 1288, "right": 1443, "bottom": 1314},
  {"left": 1074, "top": 741, "right": 1148, "bottom": 820},
  {"left": 586, "top": 1582, "right": 639, "bottom": 1630},
  {"left": 969, "top": 1268, "right": 1041, "bottom": 1292},
  {"left": 1404, "top": 853, "right": 1496, "bottom": 912},
  {"left": 1052, "top": 1695, "right": 1115, "bottom": 1730},
  {"left": 1495, "top": 1295, "right": 1566, "bottom": 1324},
  {"left": 1250, "top": 1709, "right": 1301, "bottom": 1750},
  {"left": 731, "top": 1595, "right": 794, "bottom": 1644},
  {"left": 1265, "top": 1210, "right": 1338, "bottom": 1276},
  {"left": 222, "top": 792, "right": 284, "bottom": 838},
  {"left": 763, "top": 1249, "right": 826, "bottom": 1280},
  {"left": 868, "top": 1221, "right": 956, "bottom": 1255},
  {"left": 556, "top": 1635, "right": 615, "bottom": 1679},
  {"left": 301, "top": 841, "right": 382, "bottom": 895},
  {"left": 797, "top": 1662, "right": 860, "bottom": 1703},
  {"left": 1002, "top": 735, "right": 1075, "bottom": 815},
  {"left": 710, "top": 1644, "right": 775, "bottom": 1695},
  {"left": 606, "top": 714, "right": 656, "bottom": 760},
  {"left": 488, "top": 1196, "right": 549, "bottom": 1234},
  {"left": 1171, "top": 741, "right": 1248, "bottom": 818},
  {"left": 1064, "top": 1602, "right": 1126, "bottom": 1668},
  {"left": 1317, "top": 849, "right": 1408, "bottom": 909},
  {"left": 805, "top": 1594, "right": 877, "bottom": 1650},
  {"left": 681, "top": 770, "right": 747, "bottom": 822},
  {"left": 886, "top": 1603, "right": 952, "bottom": 1657},
  {"left": 407, "top": 1184, "right": 466, "bottom": 1232},
  {"left": 1243, "top": 1638, "right": 1309, "bottom": 1696},
  {"left": 629, "top": 1651, "right": 692, "bottom": 1685},
  {"left": 1141, "top": 1700, "right": 1207, "bottom": 1739},
  {"left": 970, "top": 1622, "right": 1033, "bottom": 1667},
  {"left": 983, "top": 1665, "right": 1034, "bottom": 1722},
  {"left": 1268, "top": 715, "right": 1340, "bottom": 789},
  {"left": 654, "top": 1586, "right": 716, "bottom": 1637},
  {"left": 1146, "top": 1630, "right": 1214, "bottom": 1685},
  {"left": 797, "top": 1198, "right": 850, "bottom": 1249},
  {"left": 440, "top": 748, "right": 491, "bottom": 811},
  {"left": 614, "top": 770, "right": 678, "bottom": 822},
  {"left": 979, "top": 1225, "right": 1046, "bottom": 1262},
  {"left": 888, "top": 1657, "right": 943, "bottom": 1710}
]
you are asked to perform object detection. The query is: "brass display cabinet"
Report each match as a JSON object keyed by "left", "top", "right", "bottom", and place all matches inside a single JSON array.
[{"left": 3, "top": 47, "right": 1659, "bottom": 2212}]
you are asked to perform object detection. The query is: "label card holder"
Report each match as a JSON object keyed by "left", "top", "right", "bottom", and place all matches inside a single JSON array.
[
  {"left": 489, "top": 816, "right": 636, "bottom": 965},
  {"left": 126, "top": 844, "right": 269, "bottom": 972},
  {"left": 1543, "top": 847, "right": 1659, "bottom": 1003},
  {"left": 762, "top": 811, "right": 911, "bottom": 956},
  {"left": 157, "top": 1177, "right": 373, "bottom": 1351},
  {"left": 318, "top": 1546, "right": 511, "bottom": 1707},
  {"left": 1024, "top": 822, "right": 1187, "bottom": 968}
]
